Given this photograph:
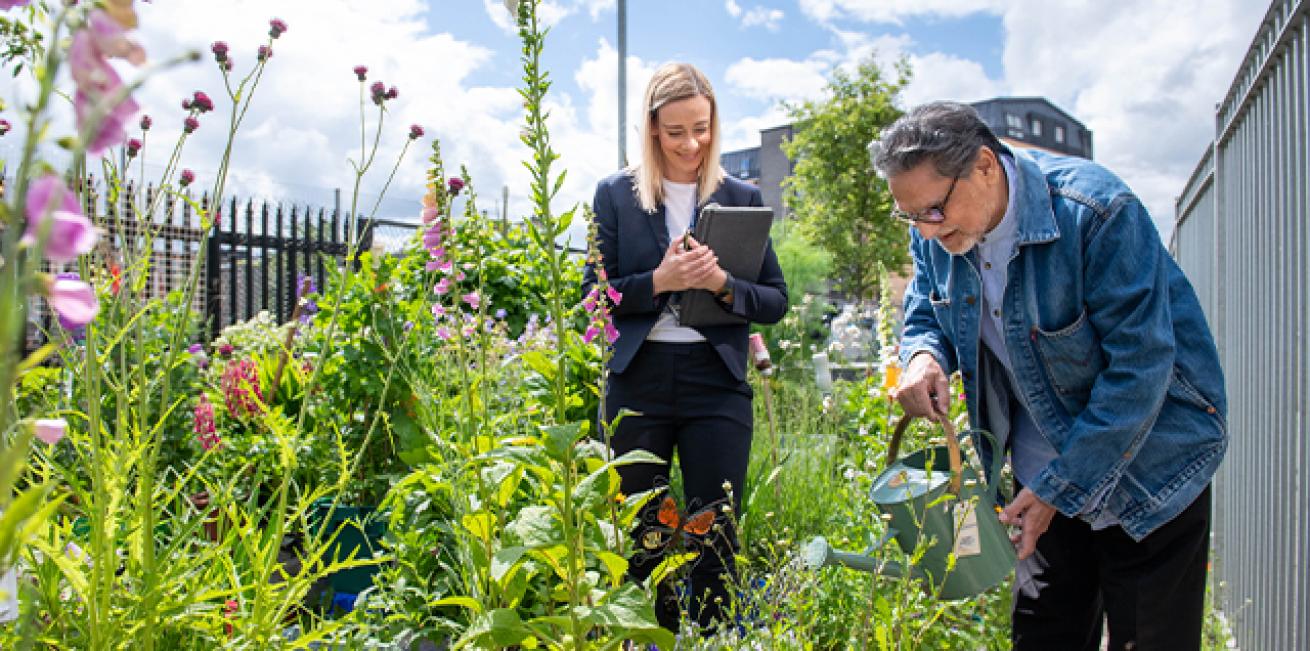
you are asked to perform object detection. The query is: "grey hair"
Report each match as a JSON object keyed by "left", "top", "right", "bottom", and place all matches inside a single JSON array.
[{"left": 868, "top": 101, "right": 1006, "bottom": 179}]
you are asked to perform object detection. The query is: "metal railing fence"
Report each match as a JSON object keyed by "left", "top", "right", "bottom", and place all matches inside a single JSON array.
[{"left": 1172, "top": 0, "right": 1309, "bottom": 648}]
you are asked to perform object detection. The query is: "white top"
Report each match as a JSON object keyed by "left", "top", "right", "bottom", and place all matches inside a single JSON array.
[{"left": 647, "top": 179, "right": 706, "bottom": 342}]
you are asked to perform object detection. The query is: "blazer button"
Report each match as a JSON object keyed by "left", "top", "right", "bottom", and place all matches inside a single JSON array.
[
  {"left": 965, "top": 295, "right": 976, "bottom": 305},
  {"left": 1206, "top": 406, "right": 1217, "bottom": 414}
]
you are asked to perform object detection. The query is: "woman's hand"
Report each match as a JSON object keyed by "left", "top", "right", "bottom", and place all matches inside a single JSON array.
[{"left": 652, "top": 236, "right": 724, "bottom": 294}]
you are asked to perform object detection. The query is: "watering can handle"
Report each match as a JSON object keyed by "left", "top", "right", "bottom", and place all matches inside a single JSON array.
[{"left": 887, "top": 414, "right": 963, "bottom": 494}]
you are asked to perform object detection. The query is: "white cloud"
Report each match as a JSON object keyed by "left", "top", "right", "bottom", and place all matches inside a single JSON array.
[
  {"left": 725, "top": 57, "right": 829, "bottom": 104},
  {"left": 741, "top": 7, "right": 785, "bottom": 31},
  {"left": 799, "top": 0, "right": 1003, "bottom": 25},
  {"left": 795, "top": 0, "right": 1264, "bottom": 236},
  {"left": 725, "top": 1, "right": 784, "bottom": 31}
]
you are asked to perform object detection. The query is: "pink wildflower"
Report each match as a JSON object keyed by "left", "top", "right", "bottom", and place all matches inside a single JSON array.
[
  {"left": 409, "top": 124, "right": 424, "bottom": 140},
  {"left": 46, "top": 276, "right": 99, "bottom": 328},
  {"left": 180, "top": 169, "right": 195, "bottom": 187},
  {"left": 211, "top": 41, "right": 229, "bottom": 63},
  {"left": 0, "top": 1, "right": 33, "bottom": 9},
  {"left": 24, "top": 174, "right": 97, "bottom": 263},
  {"left": 447, "top": 177, "right": 465, "bottom": 196},
  {"left": 194, "top": 395, "right": 220, "bottom": 450},
  {"left": 257, "top": 45, "right": 272, "bottom": 61},
  {"left": 126, "top": 138, "right": 141, "bottom": 157},
  {"left": 461, "top": 292, "right": 480, "bottom": 310},
  {"left": 34, "top": 419, "right": 67, "bottom": 445},
  {"left": 139, "top": 114, "right": 152, "bottom": 130},
  {"left": 68, "top": 10, "right": 144, "bottom": 154},
  {"left": 435, "top": 326, "right": 452, "bottom": 341},
  {"left": 183, "top": 116, "right": 199, "bottom": 133},
  {"left": 269, "top": 18, "right": 288, "bottom": 38},
  {"left": 434, "top": 277, "right": 451, "bottom": 295},
  {"left": 221, "top": 359, "right": 264, "bottom": 418},
  {"left": 606, "top": 285, "right": 623, "bottom": 305},
  {"left": 353, "top": 65, "right": 368, "bottom": 81},
  {"left": 583, "top": 325, "right": 599, "bottom": 344}
]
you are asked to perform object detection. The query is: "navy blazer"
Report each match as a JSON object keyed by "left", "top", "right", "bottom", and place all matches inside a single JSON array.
[{"left": 583, "top": 170, "right": 789, "bottom": 381}]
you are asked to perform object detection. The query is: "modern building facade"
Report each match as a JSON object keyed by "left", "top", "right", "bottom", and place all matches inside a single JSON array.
[{"left": 970, "top": 96, "right": 1093, "bottom": 158}]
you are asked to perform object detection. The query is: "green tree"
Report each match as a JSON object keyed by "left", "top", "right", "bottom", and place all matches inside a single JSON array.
[{"left": 782, "top": 56, "right": 910, "bottom": 301}]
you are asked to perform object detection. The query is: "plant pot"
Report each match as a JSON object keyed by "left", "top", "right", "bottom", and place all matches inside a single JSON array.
[{"left": 308, "top": 499, "right": 388, "bottom": 594}]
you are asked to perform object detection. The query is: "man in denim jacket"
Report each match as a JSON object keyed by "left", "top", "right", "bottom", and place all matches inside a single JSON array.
[{"left": 872, "top": 102, "right": 1227, "bottom": 650}]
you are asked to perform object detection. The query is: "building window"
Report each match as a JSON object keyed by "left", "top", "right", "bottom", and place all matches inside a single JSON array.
[
  {"left": 1054, "top": 125, "right": 1065, "bottom": 143},
  {"left": 1005, "top": 113, "right": 1023, "bottom": 130},
  {"left": 1030, "top": 118, "right": 1042, "bottom": 137}
]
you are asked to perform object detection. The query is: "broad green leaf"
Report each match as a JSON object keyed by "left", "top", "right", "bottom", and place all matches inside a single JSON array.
[
  {"left": 491, "top": 545, "right": 528, "bottom": 583},
  {"left": 506, "top": 505, "right": 560, "bottom": 548},
  {"left": 462, "top": 512, "right": 496, "bottom": 543},
  {"left": 593, "top": 550, "right": 628, "bottom": 588},
  {"left": 540, "top": 421, "right": 583, "bottom": 461}
]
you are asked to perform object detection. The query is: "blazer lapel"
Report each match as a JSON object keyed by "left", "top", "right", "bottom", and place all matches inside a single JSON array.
[{"left": 648, "top": 204, "right": 671, "bottom": 251}]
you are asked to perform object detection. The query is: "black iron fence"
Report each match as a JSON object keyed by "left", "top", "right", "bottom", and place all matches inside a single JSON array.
[{"left": 15, "top": 176, "right": 419, "bottom": 345}]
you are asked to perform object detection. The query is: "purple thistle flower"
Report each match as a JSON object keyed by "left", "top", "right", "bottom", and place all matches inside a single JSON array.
[
  {"left": 190, "top": 91, "right": 214, "bottom": 113},
  {"left": 353, "top": 65, "right": 367, "bottom": 81},
  {"left": 257, "top": 45, "right": 272, "bottom": 61},
  {"left": 126, "top": 138, "right": 141, "bottom": 157},
  {"left": 1, "top": 119, "right": 12, "bottom": 136},
  {"left": 269, "top": 18, "right": 288, "bottom": 38},
  {"left": 183, "top": 116, "right": 199, "bottom": 133},
  {"left": 447, "top": 177, "right": 465, "bottom": 196},
  {"left": 370, "top": 81, "right": 386, "bottom": 105},
  {"left": 139, "top": 114, "right": 152, "bottom": 130},
  {"left": 211, "top": 41, "right": 229, "bottom": 62},
  {"left": 179, "top": 169, "right": 195, "bottom": 187},
  {"left": 408, "top": 124, "right": 424, "bottom": 140},
  {"left": 386, "top": 86, "right": 399, "bottom": 100}
]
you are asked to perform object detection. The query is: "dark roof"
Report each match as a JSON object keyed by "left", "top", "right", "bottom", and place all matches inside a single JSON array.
[{"left": 970, "top": 96, "right": 1088, "bottom": 131}]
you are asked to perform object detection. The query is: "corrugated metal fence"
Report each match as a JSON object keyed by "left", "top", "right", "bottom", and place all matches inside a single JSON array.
[{"left": 1172, "top": 0, "right": 1309, "bottom": 648}]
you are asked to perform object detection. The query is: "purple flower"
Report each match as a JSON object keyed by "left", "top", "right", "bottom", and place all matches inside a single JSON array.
[
  {"left": 257, "top": 45, "right": 272, "bottom": 61},
  {"left": 421, "top": 206, "right": 439, "bottom": 224},
  {"left": 447, "top": 177, "right": 465, "bottom": 196},
  {"left": 0, "top": 119, "right": 10, "bottom": 136},
  {"left": 46, "top": 276, "right": 100, "bottom": 329},
  {"left": 183, "top": 116, "right": 199, "bottom": 133},
  {"left": 179, "top": 168, "right": 195, "bottom": 187},
  {"left": 24, "top": 175, "right": 98, "bottom": 263},
  {"left": 269, "top": 18, "right": 288, "bottom": 38},
  {"left": 217, "top": 343, "right": 234, "bottom": 358},
  {"left": 432, "top": 304, "right": 446, "bottom": 319},
  {"left": 495, "top": 308, "right": 507, "bottom": 320},
  {"left": 386, "top": 86, "right": 399, "bottom": 100},
  {"left": 403, "top": 320, "right": 414, "bottom": 332},
  {"left": 408, "top": 124, "right": 424, "bottom": 140},
  {"left": 435, "top": 326, "right": 451, "bottom": 341},
  {"left": 353, "top": 65, "right": 368, "bottom": 81},
  {"left": 211, "top": 41, "right": 229, "bottom": 62},
  {"left": 126, "top": 137, "right": 141, "bottom": 157},
  {"left": 0, "top": 1, "right": 33, "bottom": 10},
  {"left": 604, "top": 322, "right": 619, "bottom": 344},
  {"left": 434, "top": 277, "right": 451, "bottom": 295},
  {"left": 189, "top": 91, "right": 214, "bottom": 113},
  {"left": 188, "top": 343, "right": 204, "bottom": 354},
  {"left": 606, "top": 285, "right": 623, "bottom": 305},
  {"left": 370, "top": 81, "right": 386, "bottom": 105},
  {"left": 461, "top": 292, "right": 480, "bottom": 310},
  {"left": 34, "top": 419, "right": 66, "bottom": 445},
  {"left": 139, "top": 114, "right": 152, "bottom": 130},
  {"left": 583, "top": 325, "right": 599, "bottom": 344},
  {"left": 296, "top": 273, "right": 318, "bottom": 298}
]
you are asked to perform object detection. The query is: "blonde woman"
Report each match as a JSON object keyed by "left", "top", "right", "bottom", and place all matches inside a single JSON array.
[{"left": 582, "top": 62, "right": 788, "bottom": 632}]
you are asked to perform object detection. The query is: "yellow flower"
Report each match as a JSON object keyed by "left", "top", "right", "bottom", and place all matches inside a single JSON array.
[{"left": 614, "top": 492, "right": 625, "bottom": 504}]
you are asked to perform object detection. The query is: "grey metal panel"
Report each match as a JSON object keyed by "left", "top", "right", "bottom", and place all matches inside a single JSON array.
[{"left": 1175, "top": 1, "right": 1309, "bottom": 648}]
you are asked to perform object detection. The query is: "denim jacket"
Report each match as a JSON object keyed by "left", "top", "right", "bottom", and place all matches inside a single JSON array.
[{"left": 899, "top": 147, "right": 1227, "bottom": 541}]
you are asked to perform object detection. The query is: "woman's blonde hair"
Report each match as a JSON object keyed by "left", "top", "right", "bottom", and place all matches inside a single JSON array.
[{"left": 631, "top": 62, "right": 725, "bottom": 213}]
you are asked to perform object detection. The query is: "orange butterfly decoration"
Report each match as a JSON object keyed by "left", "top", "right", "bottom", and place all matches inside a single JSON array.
[{"left": 642, "top": 496, "right": 720, "bottom": 550}]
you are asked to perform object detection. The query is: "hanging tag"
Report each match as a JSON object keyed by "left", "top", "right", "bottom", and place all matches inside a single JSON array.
[{"left": 953, "top": 501, "right": 982, "bottom": 557}]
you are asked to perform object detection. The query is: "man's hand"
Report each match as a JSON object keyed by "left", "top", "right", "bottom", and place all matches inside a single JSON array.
[
  {"left": 891, "top": 351, "right": 950, "bottom": 417},
  {"left": 998, "top": 487, "right": 1057, "bottom": 560},
  {"left": 652, "top": 236, "right": 721, "bottom": 294}
]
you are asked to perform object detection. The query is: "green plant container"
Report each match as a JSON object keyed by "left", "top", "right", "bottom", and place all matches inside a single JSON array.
[{"left": 309, "top": 500, "right": 388, "bottom": 594}]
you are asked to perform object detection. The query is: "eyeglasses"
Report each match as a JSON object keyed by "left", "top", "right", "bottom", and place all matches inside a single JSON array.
[{"left": 890, "top": 174, "right": 959, "bottom": 224}]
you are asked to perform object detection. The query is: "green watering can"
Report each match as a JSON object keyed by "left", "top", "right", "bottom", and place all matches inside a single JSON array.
[{"left": 803, "top": 415, "right": 1015, "bottom": 601}]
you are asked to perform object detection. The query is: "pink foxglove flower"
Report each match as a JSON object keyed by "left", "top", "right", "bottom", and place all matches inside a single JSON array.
[
  {"left": 461, "top": 292, "right": 480, "bottom": 310},
  {"left": 24, "top": 175, "right": 98, "bottom": 263},
  {"left": 46, "top": 276, "right": 100, "bottom": 328},
  {"left": 434, "top": 277, "right": 451, "bottom": 295},
  {"left": 68, "top": 10, "right": 144, "bottom": 155},
  {"left": 34, "top": 418, "right": 67, "bottom": 445},
  {"left": 1, "top": 1, "right": 33, "bottom": 10}
]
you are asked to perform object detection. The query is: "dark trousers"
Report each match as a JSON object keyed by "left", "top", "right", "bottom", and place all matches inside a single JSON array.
[
  {"left": 605, "top": 341, "right": 753, "bottom": 631},
  {"left": 1012, "top": 485, "right": 1212, "bottom": 651}
]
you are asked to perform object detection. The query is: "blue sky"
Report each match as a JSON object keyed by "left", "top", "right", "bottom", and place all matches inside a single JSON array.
[{"left": 1, "top": 0, "right": 1267, "bottom": 243}]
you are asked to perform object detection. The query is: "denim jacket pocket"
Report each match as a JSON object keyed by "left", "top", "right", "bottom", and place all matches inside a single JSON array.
[
  {"left": 1166, "top": 368, "right": 1228, "bottom": 431},
  {"left": 1033, "top": 309, "right": 1105, "bottom": 413}
]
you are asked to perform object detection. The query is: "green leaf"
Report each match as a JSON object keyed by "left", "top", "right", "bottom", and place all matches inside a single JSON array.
[
  {"left": 506, "top": 505, "right": 560, "bottom": 548},
  {"left": 454, "top": 608, "right": 535, "bottom": 649},
  {"left": 593, "top": 550, "right": 628, "bottom": 588},
  {"left": 462, "top": 512, "right": 496, "bottom": 543},
  {"left": 491, "top": 545, "right": 528, "bottom": 583},
  {"left": 540, "top": 421, "right": 582, "bottom": 462}
]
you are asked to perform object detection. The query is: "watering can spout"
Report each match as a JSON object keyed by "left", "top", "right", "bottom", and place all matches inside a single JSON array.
[{"left": 803, "top": 536, "right": 912, "bottom": 578}]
